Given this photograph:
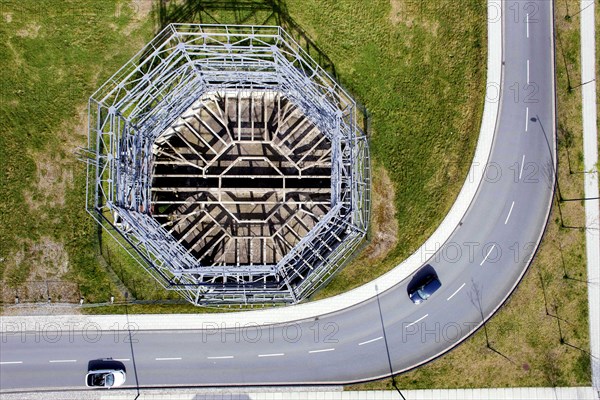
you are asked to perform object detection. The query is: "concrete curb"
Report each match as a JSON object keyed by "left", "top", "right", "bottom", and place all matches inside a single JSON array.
[{"left": 0, "top": 0, "right": 504, "bottom": 332}]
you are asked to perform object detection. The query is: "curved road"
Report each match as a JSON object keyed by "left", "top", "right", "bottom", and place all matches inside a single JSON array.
[{"left": 0, "top": 0, "right": 556, "bottom": 391}]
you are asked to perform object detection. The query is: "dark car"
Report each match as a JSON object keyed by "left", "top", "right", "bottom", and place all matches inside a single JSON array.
[{"left": 408, "top": 273, "right": 442, "bottom": 304}]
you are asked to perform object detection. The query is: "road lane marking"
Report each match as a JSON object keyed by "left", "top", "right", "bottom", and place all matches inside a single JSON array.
[
  {"left": 114, "top": 359, "right": 130, "bottom": 362},
  {"left": 519, "top": 155, "right": 526, "bottom": 180},
  {"left": 405, "top": 314, "right": 429, "bottom": 328},
  {"left": 49, "top": 359, "right": 76, "bottom": 363},
  {"left": 258, "top": 353, "right": 284, "bottom": 358},
  {"left": 505, "top": 201, "right": 515, "bottom": 224},
  {"left": 527, "top": 59, "right": 530, "bottom": 84},
  {"left": 0, "top": 361, "right": 23, "bottom": 365},
  {"left": 525, "top": 107, "right": 529, "bottom": 132},
  {"left": 358, "top": 336, "right": 383, "bottom": 346},
  {"left": 480, "top": 244, "right": 496, "bottom": 266},
  {"left": 447, "top": 283, "right": 466, "bottom": 301},
  {"left": 309, "top": 348, "right": 335, "bottom": 354},
  {"left": 526, "top": 13, "right": 530, "bottom": 38},
  {"left": 207, "top": 356, "right": 234, "bottom": 360},
  {"left": 155, "top": 357, "right": 182, "bottom": 361}
]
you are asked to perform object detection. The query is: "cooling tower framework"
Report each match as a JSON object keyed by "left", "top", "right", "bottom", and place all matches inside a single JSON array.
[{"left": 86, "top": 24, "right": 370, "bottom": 305}]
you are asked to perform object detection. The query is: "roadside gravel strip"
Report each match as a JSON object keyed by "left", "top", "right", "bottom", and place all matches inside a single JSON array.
[{"left": 0, "top": 0, "right": 503, "bottom": 331}]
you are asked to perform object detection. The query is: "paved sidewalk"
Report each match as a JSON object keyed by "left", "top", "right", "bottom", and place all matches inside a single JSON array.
[
  {"left": 580, "top": 0, "right": 600, "bottom": 395},
  {"left": 1, "top": 387, "right": 597, "bottom": 400}
]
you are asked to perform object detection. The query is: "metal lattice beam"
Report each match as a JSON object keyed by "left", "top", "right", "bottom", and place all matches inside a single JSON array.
[{"left": 86, "top": 24, "right": 370, "bottom": 305}]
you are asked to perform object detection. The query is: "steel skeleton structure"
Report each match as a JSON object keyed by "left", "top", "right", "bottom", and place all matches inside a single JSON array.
[{"left": 86, "top": 24, "right": 370, "bottom": 305}]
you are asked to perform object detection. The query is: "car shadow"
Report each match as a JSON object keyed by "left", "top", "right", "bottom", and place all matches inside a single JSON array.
[{"left": 87, "top": 358, "right": 126, "bottom": 373}]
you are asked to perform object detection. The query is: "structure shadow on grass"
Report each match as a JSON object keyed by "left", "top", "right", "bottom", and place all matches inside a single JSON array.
[{"left": 155, "top": 0, "right": 338, "bottom": 79}]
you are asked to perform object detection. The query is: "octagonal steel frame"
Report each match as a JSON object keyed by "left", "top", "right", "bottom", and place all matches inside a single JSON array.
[{"left": 86, "top": 24, "right": 370, "bottom": 305}]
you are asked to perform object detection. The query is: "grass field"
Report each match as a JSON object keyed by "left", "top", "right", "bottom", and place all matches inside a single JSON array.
[{"left": 0, "top": 0, "right": 156, "bottom": 304}]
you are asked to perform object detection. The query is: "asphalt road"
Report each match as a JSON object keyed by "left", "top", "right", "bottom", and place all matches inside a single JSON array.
[{"left": 0, "top": 0, "right": 556, "bottom": 391}]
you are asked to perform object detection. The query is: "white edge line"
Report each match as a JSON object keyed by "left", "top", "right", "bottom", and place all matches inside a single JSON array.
[
  {"left": 447, "top": 283, "right": 466, "bottom": 301},
  {"left": 358, "top": 336, "right": 383, "bottom": 346},
  {"left": 480, "top": 244, "right": 496, "bottom": 266},
  {"left": 527, "top": 59, "right": 530, "bottom": 84},
  {"left": 49, "top": 360, "right": 77, "bottom": 363},
  {"left": 0, "top": 361, "right": 23, "bottom": 365},
  {"left": 525, "top": 107, "right": 529, "bottom": 132},
  {"left": 526, "top": 13, "right": 530, "bottom": 38},
  {"left": 308, "top": 348, "right": 335, "bottom": 354},
  {"left": 155, "top": 357, "right": 182, "bottom": 361},
  {"left": 258, "top": 353, "right": 285, "bottom": 358},
  {"left": 406, "top": 314, "right": 429, "bottom": 328},
  {"left": 519, "top": 154, "right": 526, "bottom": 179},
  {"left": 504, "top": 201, "right": 515, "bottom": 224},
  {"left": 207, "top": 356, "right": 234, "bottom": 360}
]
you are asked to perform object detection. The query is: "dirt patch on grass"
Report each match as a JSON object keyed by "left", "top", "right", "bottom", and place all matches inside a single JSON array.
[
  {"left": 2, "top": 237, "right": 69, "bottom": 281},
  {"left": 389, "top": 0, "right": 439, "bottom": 35},
  {"left": 131, "top": 0, "right": 153, "bottom": 17},
  {"left": 1, "top": 304, "right": 83, "bottom": 316},
  {"left": 0, "top": 237, "right": 79, "bottom": 304},
  {"left": 65, "top": 104, "right": 89, "bottom": 151},
  {"left": 24, "top": 153, "right": 73, "bottom": 211},
  {"left": 24, "top": 103, "right": 87, "bottom": 212},
  {"left": 364, "top": 164, "right": 398, "bottom": 261},
  {"left": 5, "top": 41, "right": 24, "bottom": 67},
  {"left": 389, "top": 0, "right": 413, "bottom": 27},
  {"left": 3, "top": 12, "right": 12, "bottom": 23},
  {"left": 15, "top": 22, "right": 41, "bottom": 38},
  {"left": 30, "top": 237, "right": 70, "bottom": 277},
  {"left": 123, "top": 0, "right": 154, "bottom": 36}
]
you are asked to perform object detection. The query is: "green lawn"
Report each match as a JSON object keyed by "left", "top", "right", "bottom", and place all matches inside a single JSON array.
[{"left": 0, "top": 0, "right": 155, "bottom": 303}]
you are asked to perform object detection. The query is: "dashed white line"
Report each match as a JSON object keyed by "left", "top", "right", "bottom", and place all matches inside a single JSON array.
[
  {"left": 447, "top": 283, "right": 466, "bottom": 301},
  {"left": 527, "top": 59, "right": 530, "bottom": 84},
  {"left": 155, "top": 357, "right": 182, "bottom": 361},
  {"left": 309, "top": 348, "right": 335, "bottom": 354},
  {"left": 358, "top": 336, "right": 383, "bottom": 346},
  {"left": 49, "top": 359, "right": 76, "bottom": 363},
  {"left": 405, "top": 314, "right": 429, "bottom": 328},
  {"left": 258, "top": 353, "right": 284, "bottom": 358},
  {"left": 526, "top": 13, "right": 530, "bottom": 38},
  {"left": 525, "top": 107, "right": 529, "bottom": 132},
  {"left": 114, "top": 358, "right": 130, "bottom": 362},
  {"left": 519, "top": 154, "right": 526, "bottom": 180},
  {"left": 207, "top": 356, "right": 234, "bottom": 360},
  {"left": 0, "top": 361, "right": 23, "bottom": 365},
  {"left": 480, "top": 244, "right": 496, "bottom": 266},
  {"left": 505, "top": 201, "right": 515, "bottom": 224}
]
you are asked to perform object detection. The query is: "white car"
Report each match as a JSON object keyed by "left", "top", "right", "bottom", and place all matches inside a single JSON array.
[{"left": 85, "top": 369, "right": 126, "bottom": 388}]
